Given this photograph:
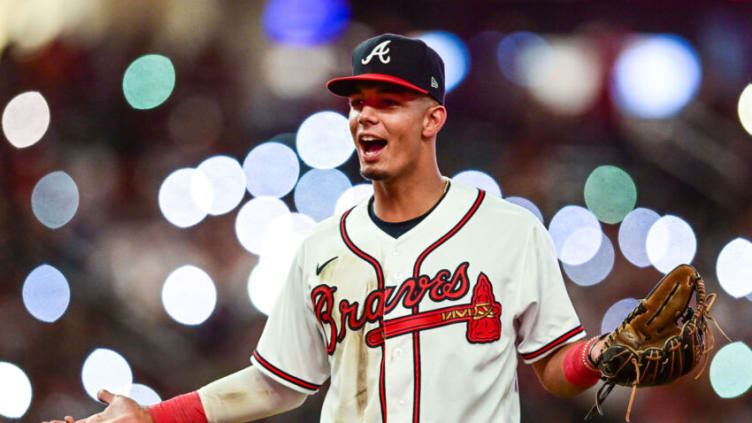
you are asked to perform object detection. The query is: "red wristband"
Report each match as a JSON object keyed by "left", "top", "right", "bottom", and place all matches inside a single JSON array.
[
  {"left": 148, "top": 391, "right": 208, "bottom": 423},
  {"left": 562, "top": 338, "right": 601, "bottom": 388}
]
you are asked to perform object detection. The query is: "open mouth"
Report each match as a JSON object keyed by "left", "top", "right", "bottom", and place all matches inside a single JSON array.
[{"left": 360, "top": 138, "right": 387, "bottom": 156}]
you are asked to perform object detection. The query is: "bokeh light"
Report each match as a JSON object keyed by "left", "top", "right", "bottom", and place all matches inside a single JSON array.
[
  {"left": 562, "top": 233, "right": 615, "bottom": 287},
  {"left": 158, "top": 168, "right": 210, "bottom": 228},
  {"left": 737, "top": 84, "right": 752, "bottom": 136},
  {"left": 235, "top": 196, "right": 290, "bottom": 255},
  {"left": 22, "top": 264, "right": 70, "bottom": 323},
  {"left": 453, "top": 170, "right": 502, "bottom": 197},
  {"left": 584, "top": 165, "right": 637, "bottom": 224},
  {"left": 243, "top": 141, "right": 300, "bottom": 198},
  {"left": 262, "top": 45, "right": 337, "bottom": 99},
  {"left": 294, "top": 168, "right": 352, "bottom": 222},
  {"left": 612, "top": 34, "right": 702, "bottom": 119},
  {"left": 710, "top": 342, "right": 752, "bottom": 399},
  {"left": 618, "top": 207, "right": 661, "bottom": 268},
  {"left": 716, "top": 237, "right": 752, "bottom": 298},
  {"left": 122, "top": 54, "right": 176, "bottom": 110},
  {"left": 416, "top": 30, "right": 470, "bottom": 92},
  {"left": 496, "top": 31, "right": 551, "bottom": 86},
  {"left": 161, "top": 265, "right": 217, "bottom": 325},
  {"left": 127, "top": 383, "right": 162, "bottom": 406},
  {"left": 31, "top": 170, "right": 80, "bottom": 229},
  {"left": 504, "top": 196, "right": 544, "bottom": 223},
  {"left": 0, "top": 362, "right": 32, "bottom": 419},
  {"left": 81, "top": 348, "right": 133, "bottom": 401},
  {"left": 548, "top": 205, "right": 603, "bottom": 265},
  {"left": 3, "top": 0, "right": 66, "bottom": 55},
  {"left": 335, "top": 183, "right": 373, "bottom": 215},
  {"left": 646, "top": 214, "right": 697, "bottom": 273},
  {"left": 260, "top": 212, "right": 316, "bottom": 261},
  {"left": 600, "top": 298, "right": 640, "bottom": 334},
  {"left": 196, "top": 155, "right": 246, "bottom": 216},
  {"left": 296, "top": 111, "right": 354, "bottom": 169},
  {"left": 262, "top": 0, "right": 350, "bottom": 46},
  {"left": 248, "top": 257, "right": 284, "bottom": 315},
  {"left": 2, "top": 91, "right": 50, "bottom": 148},
  {"left": 525, "top": 37, "right": 602, "bottom": 116},
  {"left": 249, "top": 212, "right": 316, "bottom": 315}
]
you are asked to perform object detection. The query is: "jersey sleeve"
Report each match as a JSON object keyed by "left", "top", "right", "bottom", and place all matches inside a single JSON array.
[
  {"left": 251, "top": 248, "right": 330, "bottom": 394},
  {"left": 514, "top": 220, "right": 586, "bottom": 364}
]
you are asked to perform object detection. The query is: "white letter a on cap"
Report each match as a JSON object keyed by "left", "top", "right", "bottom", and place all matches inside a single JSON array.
[{"left": 361, "top": 40, "right": 391, "bottom": 65}]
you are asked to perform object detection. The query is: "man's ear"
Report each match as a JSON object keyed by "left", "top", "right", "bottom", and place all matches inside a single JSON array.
[{"left": 422, "top": 104, "right": 447, "bottom": 138}]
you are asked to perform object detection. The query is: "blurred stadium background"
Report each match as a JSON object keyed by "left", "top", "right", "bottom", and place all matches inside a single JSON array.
[{"left": 1, "top": 0, "right": 751, "bottom": 421}]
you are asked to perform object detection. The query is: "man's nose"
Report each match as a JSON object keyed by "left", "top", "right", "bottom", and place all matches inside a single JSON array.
[{"left": 358, "top": 104, "right": 378, "bottom": 125}]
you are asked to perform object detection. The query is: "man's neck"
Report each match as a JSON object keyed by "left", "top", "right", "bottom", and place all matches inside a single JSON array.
[{"left": 371, "top": 170, "right": 446, "bottom": 223}]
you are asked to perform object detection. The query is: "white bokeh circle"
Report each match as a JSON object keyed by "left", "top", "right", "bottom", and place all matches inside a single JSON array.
[
  {"left": 716, "top": 237, "right": 752, "bottom": 298},
  {"left": 81, "top": 348, "right": 133, "bottom": 401},
  {"left": 296, "top": 111, "right": 354, "bottom": 169},
  {"left": 196, "top": 155, "right": 246, "bottom": 215},
  {"left": 161, "top": 265, "right": 217, "bottom": 325},
  {"left": 158, "top": 168, "right": 210, "bottom": 228},
  {"left": 548, "top": 205, "right": 603, "bottom": 265},
  {"left": 2, "top": 91, "right": 50, "bottom": 148},
  {"left": 646, "top": 215, "right": 697, "bottom": 273},
  {"left": 0, "top": 362, "right": 33, "bottom": 418},
  {"left": 235, "top": 197, "right": 290, "bottom": 255}
]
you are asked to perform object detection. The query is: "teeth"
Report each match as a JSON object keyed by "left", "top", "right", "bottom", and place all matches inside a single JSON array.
[{"left": 361, "top": 136, "right": 378, "bottom": 142}]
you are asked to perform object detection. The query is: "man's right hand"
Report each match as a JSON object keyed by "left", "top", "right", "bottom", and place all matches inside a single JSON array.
[{"left": 42, "top": 389, "right": 154, "bottom": 423}]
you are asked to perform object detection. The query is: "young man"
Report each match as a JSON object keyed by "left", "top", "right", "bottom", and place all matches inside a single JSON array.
[{"left": 45, "top": 33, "right": 604, "bottom": 423}]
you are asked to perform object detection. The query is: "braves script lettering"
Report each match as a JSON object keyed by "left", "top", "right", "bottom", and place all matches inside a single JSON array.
[{"left": 312, "top": 262, "right": 501, "bottom": 354}]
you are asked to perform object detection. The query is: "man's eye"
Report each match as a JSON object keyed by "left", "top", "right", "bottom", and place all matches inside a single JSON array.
[
  {"left": 350, "top": 99, "right": 364, "bottom": 107},
  {"left": 383, "top": 99, "right": 398, "bottom": 106}
]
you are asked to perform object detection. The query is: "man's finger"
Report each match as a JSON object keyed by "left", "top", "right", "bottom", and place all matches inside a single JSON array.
[
  {"left": 97, "top": 389, "right": 115, "bottom": 404},
  {"left": 65, "top": 416, "right": 75, "bottom": 423}
]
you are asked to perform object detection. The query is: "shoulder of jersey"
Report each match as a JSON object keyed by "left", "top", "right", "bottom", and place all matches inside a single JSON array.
[
  {"left": 305, "top": 213, "right": 342, "bottom": 242},
  {"left": 451, "top": 179, "right": 543, "bottom": 229}
]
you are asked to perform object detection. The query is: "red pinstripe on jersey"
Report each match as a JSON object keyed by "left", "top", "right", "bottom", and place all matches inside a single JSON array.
[
  {"left": 339, "top": 188, "right": 486, "bottom": 423},
  {"left": 340, "top": 207, "right": 387, "bottom": 423},
  {"left": 252, "top": 350, "right": 322, "bottom": 391},
  {"left": 408, "top": 189, "right": 486, "bottom": 423},
  {"left": 520, "top": 325, "right": 585, "bottom": 361}
]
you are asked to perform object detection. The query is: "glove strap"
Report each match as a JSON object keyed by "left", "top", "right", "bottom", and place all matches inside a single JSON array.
[{"left": 584, "top": 335, "right": 604, "bottom": 372}]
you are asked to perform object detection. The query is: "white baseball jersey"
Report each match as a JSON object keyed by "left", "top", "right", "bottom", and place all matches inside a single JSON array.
[{"left": 252, "top": 180, "right": 585, "bottom": 423}]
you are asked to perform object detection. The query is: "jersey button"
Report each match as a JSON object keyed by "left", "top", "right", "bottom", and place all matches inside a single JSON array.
[{"left": 394, "top": 348, "right": 402, "bottom": 359}]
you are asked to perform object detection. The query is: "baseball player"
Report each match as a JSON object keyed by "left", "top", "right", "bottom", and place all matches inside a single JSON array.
[{"left": 44, "top": 33, "right": 606, "bottom": 423}]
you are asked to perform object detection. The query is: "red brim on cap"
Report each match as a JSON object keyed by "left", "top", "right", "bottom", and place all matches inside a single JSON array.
[{"left": 326, "top": 73, "right": 429, "bottom": 97}]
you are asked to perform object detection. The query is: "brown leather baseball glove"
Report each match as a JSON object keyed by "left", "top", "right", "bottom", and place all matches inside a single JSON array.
[{"left": 585, "top": 264, "right": 727, "bottom": 422}]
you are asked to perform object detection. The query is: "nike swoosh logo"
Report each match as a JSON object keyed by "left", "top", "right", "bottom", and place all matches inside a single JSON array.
[{"left": 316, "top": 256, "right": 338, "bottom": 276}]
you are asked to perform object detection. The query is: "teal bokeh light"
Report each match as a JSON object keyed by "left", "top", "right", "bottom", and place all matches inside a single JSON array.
[
  {"left": 584, "top": 165, "right": 637, "bottom": 224},
  {"left": 122, "top": 54, "right": 176, "bottom": 110},
  {"left": 710, "top": 341, "right": 752, "bottom": 399}
]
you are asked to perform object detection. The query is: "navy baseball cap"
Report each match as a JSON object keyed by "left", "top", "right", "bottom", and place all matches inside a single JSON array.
[{"left": 327, "top": 33, "right": 446, "bottom": 104}]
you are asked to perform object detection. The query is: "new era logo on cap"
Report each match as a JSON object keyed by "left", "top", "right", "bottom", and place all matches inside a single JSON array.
[{"left": 327, "top": 34, "right": 446, "bottom": 104}]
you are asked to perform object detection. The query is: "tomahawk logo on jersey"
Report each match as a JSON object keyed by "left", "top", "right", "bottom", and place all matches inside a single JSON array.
[{"left": 251, "top": 181, "right": 585, "bottom": 423}]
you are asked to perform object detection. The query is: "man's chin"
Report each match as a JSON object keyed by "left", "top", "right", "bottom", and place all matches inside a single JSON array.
[{"left": 360, "top": 167, "right": 389, "bottom": 181}]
